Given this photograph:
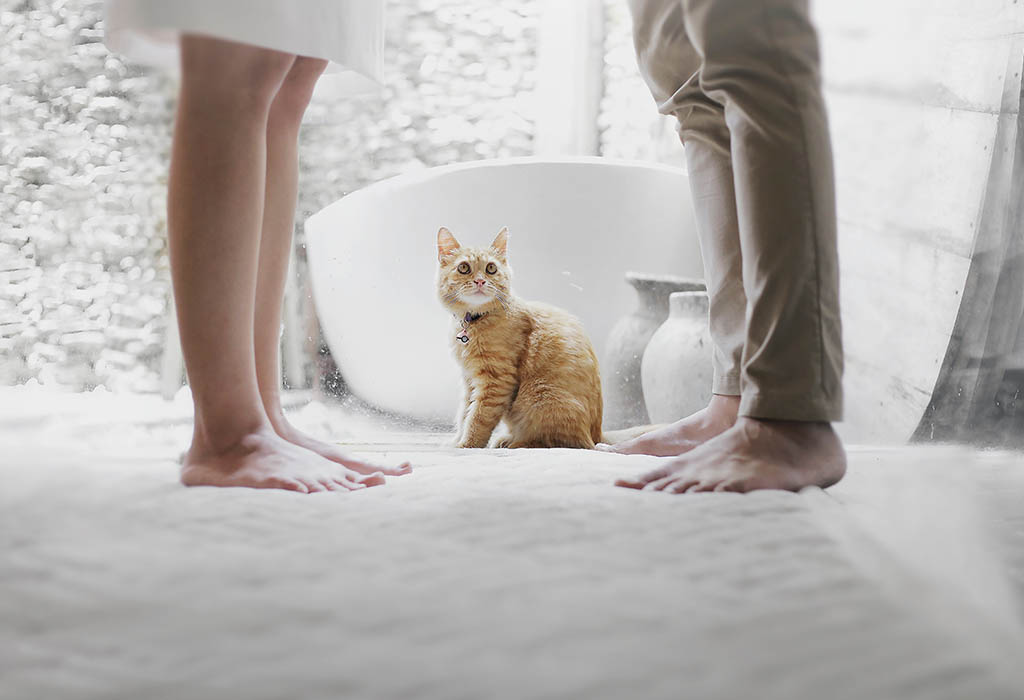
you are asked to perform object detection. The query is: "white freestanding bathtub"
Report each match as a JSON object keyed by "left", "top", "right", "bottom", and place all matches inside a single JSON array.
[{"left": 305, "top": 157, "right": 702, "bottom": 424}]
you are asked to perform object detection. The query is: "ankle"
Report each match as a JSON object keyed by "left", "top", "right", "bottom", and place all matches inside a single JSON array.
[
  {"left": 191, "top": 419, "right": 276, "bottom": 458},
  {"left": 735, "top": 416, "right": 841, "bottom": 447},
  {"left": 740, "top": 416, "right": 833, "bottom": 431},
  {"left": 263, "top": 408, "right": 294, "bottom": 436},
  {"left": 706, "top": 394, "right": 740, "bottom": 426},
  {"left": 253, "top": 391, "right": 284, "bottom": 427}
]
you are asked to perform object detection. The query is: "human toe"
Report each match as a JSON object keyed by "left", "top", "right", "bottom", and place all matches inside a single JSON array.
[
  {"left": 668, "top": 478, "right": 703, "bottom": 494},
  {"left": 268, "top": 476, "right": 309, "bottom": 493},
  {"left": 299, "top": 477, "right": 326, "bottom": 493},
  {"left": 354, "top": 471, "right": 385, "bottom": 488}
]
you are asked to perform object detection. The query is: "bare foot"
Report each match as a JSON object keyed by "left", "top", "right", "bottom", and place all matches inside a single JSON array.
[
  {"left": 597, "top": 395, "right": 740, "bottom": 456},
  {"left": 272, "top": 418, "right": 411, "bottom": 477},
  {"left": 615, "top": 417, "right": 846, "bottom": 494},
  {"left": 181, "top": 427, "right": 391, "bottom": 493}
]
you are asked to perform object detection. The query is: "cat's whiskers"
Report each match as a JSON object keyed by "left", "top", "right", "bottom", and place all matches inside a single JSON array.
[
  {"left": 442, "top": 288, "right": 464, "bottom": 307},
  {"left": 443, "top": 276, "right": 511, "bottom": 314},
  {"left": 472, "top": 281, "right": 512, "bottom": 313},
  {"left": 491, "top": 288, "right": 512, "bottom": 313}
]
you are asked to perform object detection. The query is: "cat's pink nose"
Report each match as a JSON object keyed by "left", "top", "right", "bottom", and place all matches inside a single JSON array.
[{"left": 474, "top": 278, "right": 486, "bottom": 287}]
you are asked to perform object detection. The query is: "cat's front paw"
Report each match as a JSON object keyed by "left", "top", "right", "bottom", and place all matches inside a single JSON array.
[{"left": 494, "top": 436, "right": 514, "bottom": 449}]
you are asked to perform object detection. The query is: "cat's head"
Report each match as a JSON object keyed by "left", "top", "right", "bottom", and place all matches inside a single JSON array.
[{"left": 436, "top": 227, "right": 512, "bottom": 314}]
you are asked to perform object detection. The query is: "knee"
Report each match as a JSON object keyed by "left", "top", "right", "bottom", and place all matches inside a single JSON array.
[
  {"left": 630, "top": 0, "right": 698, "bottom": 109},
  {"left": 690, "top": 4, "right": 823, "bottom": 97},
  {"left": 179, "top": 34, "right": 296, "bottom": 113},
  {"left": 268, "top": 58, "right": 329, "bottom": 130}
]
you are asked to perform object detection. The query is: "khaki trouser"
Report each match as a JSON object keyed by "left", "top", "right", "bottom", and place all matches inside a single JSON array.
[{"left": 630, "top": 0, "right": 844, "bottom": 421}]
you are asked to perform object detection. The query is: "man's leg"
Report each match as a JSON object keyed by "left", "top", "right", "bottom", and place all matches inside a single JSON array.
[
  {"left": 253, "top": 57, "right": 409, "bottom": 477},
  {"left": 617, "top": 0, "right": 846, "bottom": 492},
  {"left": 604, "top": 0, "right": 745, "bottom": 456},
  {"left": 171, "top": 35, "right": 389, "bottom": 492}
]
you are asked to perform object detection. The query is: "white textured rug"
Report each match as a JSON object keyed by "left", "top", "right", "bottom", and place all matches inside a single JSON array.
[{"left": 3, "top": 388, "right": 1024, "bottom": 700}]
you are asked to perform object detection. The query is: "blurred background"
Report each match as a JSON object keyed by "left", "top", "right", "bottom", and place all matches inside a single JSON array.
[
  {"left": 3, "top": 0, "right": 1023, "bottom": 446},
  {"left": 1, "top": 0, "right": 673, "bottom": 395}
]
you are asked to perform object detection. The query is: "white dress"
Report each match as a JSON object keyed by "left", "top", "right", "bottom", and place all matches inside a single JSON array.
[{"left": 103, "top": 0, "right": 384, "bottom": 94}]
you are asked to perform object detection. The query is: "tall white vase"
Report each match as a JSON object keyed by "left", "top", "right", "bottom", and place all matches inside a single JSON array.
[
  {"left": 602, "top": 273, "right": 705, "bottom": 429},
  {"left": 641, "top": 291, "right": 714, "bottom": 423}
]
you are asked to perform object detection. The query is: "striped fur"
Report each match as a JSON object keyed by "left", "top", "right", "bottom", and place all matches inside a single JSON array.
[{"left": 437, "top": 227, "right": 603, "bottom": 449}]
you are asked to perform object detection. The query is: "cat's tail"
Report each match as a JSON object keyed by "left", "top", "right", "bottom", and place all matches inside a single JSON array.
[{"left": 599, "top": 424, "right": 664, "bottom": 446}]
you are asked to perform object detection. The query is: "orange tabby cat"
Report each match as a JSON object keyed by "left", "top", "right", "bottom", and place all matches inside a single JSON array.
[{"left": 436, "top": 226, "right": 604, "bottom": 449}]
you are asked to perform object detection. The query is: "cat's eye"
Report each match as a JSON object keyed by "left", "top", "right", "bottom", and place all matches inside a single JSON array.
[
  {"left": 485, "top": 262, "right": 498, "bottom": 275},
  {"left": 457, "top": 262, "right": 471, "bottom": 274}
]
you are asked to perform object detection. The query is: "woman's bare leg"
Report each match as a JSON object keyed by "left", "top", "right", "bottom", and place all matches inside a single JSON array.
[
  {"left": 253, "top": 57, "right": 410, "bottom": 477},
  {"left": 170, "top": 35, "right": 387, "bottom": 492}
]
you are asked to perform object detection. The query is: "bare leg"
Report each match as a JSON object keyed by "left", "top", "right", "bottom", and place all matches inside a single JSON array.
[
  {"left": 615, "top": 417, "right": 845, "bottom": 493},
  {"left": 170, "top": 35, "right": 388, "bottom": 492},
  {"left": 253, "top": 57, "right": 409, "bottom": 476},
  {"left": 598, "top": 394, "right": 739, "bottom": 455}
]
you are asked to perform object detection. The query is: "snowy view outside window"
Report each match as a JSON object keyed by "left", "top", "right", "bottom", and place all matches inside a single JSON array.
[
  {"left": 1, "top": 0, "right": 666, "bottom": 399},
  {"left": 2, "top": 0, "right": 1023, "bottom": 446}
]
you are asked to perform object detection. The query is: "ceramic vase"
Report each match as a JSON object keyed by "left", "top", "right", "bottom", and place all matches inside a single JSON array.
[
  {"left": 641, "top": 291, "right": 714, "bottom": 423},
  {"left": 602, "top": 273, "right": 706, "bottom": 429}
]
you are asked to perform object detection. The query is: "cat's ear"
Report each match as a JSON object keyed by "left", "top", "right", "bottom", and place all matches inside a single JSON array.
[
  {"left": 437, "top": 227, "right": 461, "bottom": 263},
  {"left": 490, "top": 227, "right": 509, "bottom": 261}
]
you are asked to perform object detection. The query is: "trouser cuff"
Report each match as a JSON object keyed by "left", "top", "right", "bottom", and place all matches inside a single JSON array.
[
  {"left": 712, "top": 371, "right": 741, "bottom": 396},
  {"left": 739, "top": 390, "right": 843, "bottom": 423}
]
